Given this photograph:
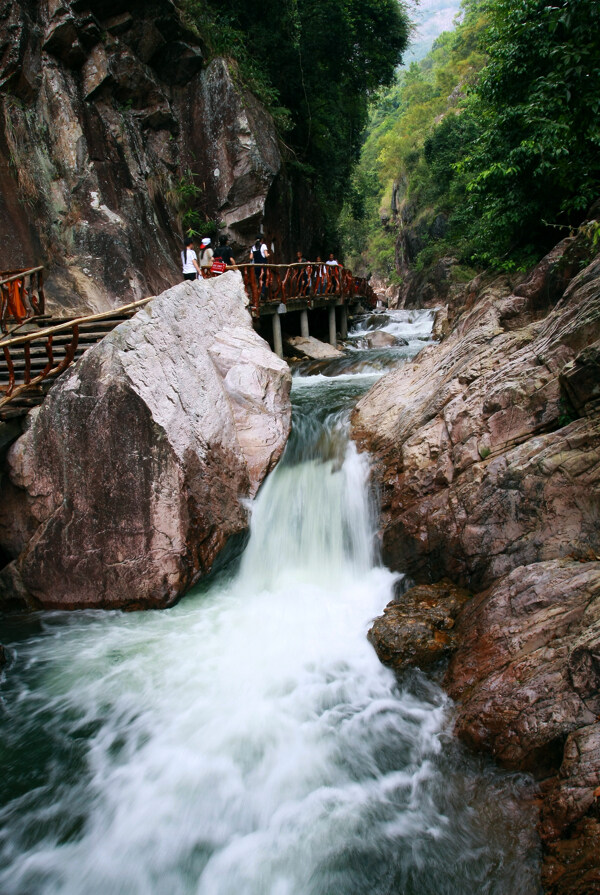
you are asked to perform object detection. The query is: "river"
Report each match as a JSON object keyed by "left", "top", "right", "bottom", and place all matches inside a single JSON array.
[{"left": 0, "top": 309, "right": 541, "bottom": 894}]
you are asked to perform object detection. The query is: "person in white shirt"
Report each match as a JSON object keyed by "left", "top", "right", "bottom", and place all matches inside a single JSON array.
[{"left": 181, "top": 236, "right": 201, "bottom": 281}]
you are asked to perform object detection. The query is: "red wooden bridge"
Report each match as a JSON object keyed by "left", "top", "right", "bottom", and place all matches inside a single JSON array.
[{"left": 0, "top": 263, "right": 375, "bottom": 420}]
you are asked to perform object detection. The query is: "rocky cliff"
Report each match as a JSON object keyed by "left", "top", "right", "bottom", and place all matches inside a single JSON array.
[
  {"left": 352, "top": 236, "right": 600, "bottom": 891},
  {"left": 0, "top": 0, "right": 313, "bottom": 314},
  {"left": 0, "top": 272, "right": 291, "bottom": 610}
]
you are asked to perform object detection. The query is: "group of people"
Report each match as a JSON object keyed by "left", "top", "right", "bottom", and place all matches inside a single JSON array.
[
  {"left": 181, "top": 233, "right": 342, "bottom": 289},
  {"left": 181, "top": 236, "right": 237, "bottom": 281}
]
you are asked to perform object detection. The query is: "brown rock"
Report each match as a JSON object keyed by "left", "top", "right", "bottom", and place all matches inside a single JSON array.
[
  {"left": 541, "top": 723, "right": 600, "bottom": 841},
  {"left": 542, "top": 818, "right": 600, "bottom": 895},
  {"left": 444, "top": 560, "right": 600, "bottom": 773},
  {"left": 364, "top": 331, "right": 399, "bottom": 349},
  {"left": 284, "top": 335, "right": 343, "bottom": 359},
  {"left": 352, "top": 251, "right": 600, "bottom": 591},
  {"left": 560, "top": 339, "right": 600, "bottom": 417},
  {"left": 368, "top": 579, "right": 472, "bottom": 670}
]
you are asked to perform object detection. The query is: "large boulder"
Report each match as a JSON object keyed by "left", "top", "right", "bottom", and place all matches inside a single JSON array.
[
  {"left": 444, "top": 560, "right": 600, "bottom": 773},
  {"left": 284, "top": 335, "right": 343, "bottom": 359},
  {"left": 0, "top": 273, "right": 291, "bottom": 610}
]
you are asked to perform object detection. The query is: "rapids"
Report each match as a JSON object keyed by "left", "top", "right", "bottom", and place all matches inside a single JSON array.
[{"left": 0, "top": 309, "right": 541, "bottom": 894}]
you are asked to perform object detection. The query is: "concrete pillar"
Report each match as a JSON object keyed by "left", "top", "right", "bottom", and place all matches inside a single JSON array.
[
  {"left": 272, "top": 313, "right": 283, "bottom": 358},
  {"left": 328, "top": 306, "right": 337, "bottom": 347},
  {"left": 339, "top": 304, "right": 348, "bottom": 340},
  {"left": 300, "top": 308, "right": 309, "bottom": 339}
]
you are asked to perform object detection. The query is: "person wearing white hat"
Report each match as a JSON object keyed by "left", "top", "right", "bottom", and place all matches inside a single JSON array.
[{"left": 199, "top": 237, "right": 214, "bottom": 277}]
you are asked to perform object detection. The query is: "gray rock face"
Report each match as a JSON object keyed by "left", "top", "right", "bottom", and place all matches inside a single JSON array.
[
  {"left": 0, "top": 2, "right": 285, "bottom": 314},
  {"left": 0, "top": 274, "right": 291, "bottom": 610},
  {"left": 189, "top": 57, "right": 281, "bottom": 247}
]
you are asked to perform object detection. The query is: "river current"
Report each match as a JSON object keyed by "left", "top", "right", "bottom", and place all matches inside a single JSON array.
[{"left": 0, "top": 309, "right": 541, "bottom": 894}]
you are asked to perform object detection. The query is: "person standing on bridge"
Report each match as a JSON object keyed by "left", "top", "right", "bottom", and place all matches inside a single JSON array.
[
  {"left": 199, "top": 238, "right": 214, "bottom": 277},
  {"left": 250, "top": 235, "right": 269, "bottom": 296},
  {"left": 213, "top": 236, "right": 236, "bottom": 268},
  {"left": 181, "top": 235, "right": 201, "bottom": 281}
]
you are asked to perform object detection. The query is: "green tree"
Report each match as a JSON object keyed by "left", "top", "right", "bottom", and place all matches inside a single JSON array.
[
  {"left": 185, "top": 0, "right": 410, "bottom": 217},
  {"left": 458, "top": 0, "right": 600, "bottom": 265}
]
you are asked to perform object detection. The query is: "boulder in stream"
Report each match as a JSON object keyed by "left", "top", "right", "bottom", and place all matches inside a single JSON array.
[
  {"left": 284, "top": 335, "right": 343, "bottom": 359},
  {"left": 368, "top": 579, "right": 472, "bottom": 670},
  {"left": 364, "top": 331, "right": 403, "bottom": 349},
  {"left": 0, "top": 273, "right": 291, "bottom": 611}
]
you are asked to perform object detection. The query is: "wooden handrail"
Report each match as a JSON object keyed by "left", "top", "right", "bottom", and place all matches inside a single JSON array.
[
  {"left": 0, "top": 295, "right": 154, "bottom": 349},
  {"left": 0, "top": 266, "right": 44, "bottom": 287}
]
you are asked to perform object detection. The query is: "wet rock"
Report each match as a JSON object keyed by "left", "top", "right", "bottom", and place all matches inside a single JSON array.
[
  {"left": 364, "top": 331, "right": 398, "bottom": 349},
  {"left": 0, "top": 274, "right": 291, "bottom": 611},
  {"left": 368, "top": 579, "right": 472, "bottom": 671},
  {"left": 355, "top": 243, "right": 600, "bottom": 885},
  {"left": 541, "top": 723, "right": 600, "bottom": 841},
  {"left": 444, "top": 560, "right": 600, "bottom": 773},
  {"left": 432, "top": 305, "right": 450, "bottom": 341},
  {"left": 542, "top": 818, "right": 600, "bottom": 895},
  {"left": 43, "top": 13, "right": 88, "bottom": 68},
  {"left": 0, "top": 645, "right": 6, "bottom": 668},
  {"left": 284, "top": 336, "right": 343, "bottom": 359}
]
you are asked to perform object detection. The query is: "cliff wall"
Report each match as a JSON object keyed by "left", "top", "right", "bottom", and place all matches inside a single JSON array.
[
  {"left": 353, "top": 236, "right": 600, "bottom": 891},
  {"left": 0, "top": 0, "right": 311, "bottom": 314}
]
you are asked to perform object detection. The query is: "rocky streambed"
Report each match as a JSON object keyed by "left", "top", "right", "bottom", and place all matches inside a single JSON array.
[{"left": 353, "top": 237, "right": 600, "bottom": 893}]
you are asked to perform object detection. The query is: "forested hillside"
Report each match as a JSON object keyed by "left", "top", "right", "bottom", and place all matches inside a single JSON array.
[{"left": 342, "top": 0, "right": 600, "bottom": 282}]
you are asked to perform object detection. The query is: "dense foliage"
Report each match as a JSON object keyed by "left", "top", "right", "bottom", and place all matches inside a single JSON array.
[
  {"left": 183, "top": 0, "right": 410, "bottom": 220},
  {"left": 343, "top": 0, "right": 600, "bottom": 276}
]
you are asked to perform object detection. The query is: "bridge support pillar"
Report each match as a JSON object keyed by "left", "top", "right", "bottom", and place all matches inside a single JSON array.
[
  {"left": 272, "top": 313, "right": 283, "bottom": 358},
  {"left": 300, "top": 309, "right": 309, "bottom": 339},
  {"left": 339, "top": 305, "right": 348, "bottom": 340},
  {"left": 328, "top": 306, "right": 337, "bottom": 347}
]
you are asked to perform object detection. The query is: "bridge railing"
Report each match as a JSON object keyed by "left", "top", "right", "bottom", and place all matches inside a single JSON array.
[
  {"left": 0, "top": 267, "right": 45, "bottom": 333},
  {"left": 235, "top": 263, "right": 375, "bottom": 312},
  {"left": 0, "top": 297, "right": 152, "bottom": 411}
]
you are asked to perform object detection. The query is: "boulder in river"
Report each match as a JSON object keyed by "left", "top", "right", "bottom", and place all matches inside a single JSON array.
[
  {"left": 284, "top": 335, "right": 343, "bottom": 359},
  {"left": 0, "top": 273, "right": 291, "bottom": 611},
  {"left": 364, "top": 331, "right": 402, "bottom": 349},
  {"left": 368, "top": 579, "right": 472, "bottom": 670}
]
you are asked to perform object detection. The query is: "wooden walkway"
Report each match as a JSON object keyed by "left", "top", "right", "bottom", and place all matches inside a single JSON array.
[{"left": 0, "top": 264, "right": 375, "bottom": 420}]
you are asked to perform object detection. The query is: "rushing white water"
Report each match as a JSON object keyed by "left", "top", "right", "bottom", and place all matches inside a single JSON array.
[{"left": 0, "top": 310, "right": 540, "bottom": 895}]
